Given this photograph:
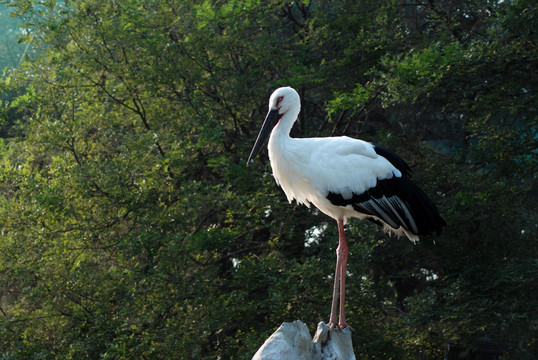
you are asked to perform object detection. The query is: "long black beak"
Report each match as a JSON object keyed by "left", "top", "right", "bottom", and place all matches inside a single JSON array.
[{"left": 247, "top": 109, "right": 281, "bottom": 166}]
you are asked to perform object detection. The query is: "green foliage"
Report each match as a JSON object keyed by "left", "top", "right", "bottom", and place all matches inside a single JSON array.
[{"left": 0, "top": 0, "right": 536, "bottom": 359}]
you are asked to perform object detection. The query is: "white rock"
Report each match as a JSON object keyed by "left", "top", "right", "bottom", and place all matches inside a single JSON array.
[{"left": 252, "top": 320, "right": 356, "bottom": 360}]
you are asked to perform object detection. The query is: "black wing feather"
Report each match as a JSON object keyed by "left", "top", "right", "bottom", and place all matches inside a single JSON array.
[{"left": 327, "top": 176, "right": 446, "bottom": 237}]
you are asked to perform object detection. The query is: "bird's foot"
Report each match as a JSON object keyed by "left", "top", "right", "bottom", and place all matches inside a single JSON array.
[
  {"left": 338, "top": 322, "right": 354, "bottom": 331},
  {"left": 327, "top": 321, "right": 353, "bottom": 331},
  {"left": 328, "top": 321, "right": 337, "bottom": 330}
]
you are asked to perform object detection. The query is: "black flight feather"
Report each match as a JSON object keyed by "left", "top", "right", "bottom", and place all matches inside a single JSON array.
[{"left": 326, "top": 144, "right": 446, "bottom": 237}]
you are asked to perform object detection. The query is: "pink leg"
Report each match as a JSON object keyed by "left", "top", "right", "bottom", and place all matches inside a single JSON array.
[
  {"left": 328, "top": 235, "right": 342, "bottom": 329},
  {"left": 328, "top": 219, "right": 351, "bottom": 330},
  {"left": 337, "top": 219, "right": 350, "bottom": 329}
]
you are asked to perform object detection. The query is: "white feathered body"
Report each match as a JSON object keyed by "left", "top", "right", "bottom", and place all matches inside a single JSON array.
[
  {"left": 269, "top": 133, "right": 393, "bottom": 212},
  {"left": 268, "top": 124, "right": 417, "bottom": 239}
]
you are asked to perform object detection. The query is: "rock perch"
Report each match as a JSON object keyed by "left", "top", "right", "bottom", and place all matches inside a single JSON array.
[{"left": 252, "top": 320, "right": 356, "bottom": 360}]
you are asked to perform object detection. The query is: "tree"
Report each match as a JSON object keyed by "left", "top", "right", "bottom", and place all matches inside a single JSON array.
[{"left": 0, "top": 0, "right": 535, "bottom": 359}]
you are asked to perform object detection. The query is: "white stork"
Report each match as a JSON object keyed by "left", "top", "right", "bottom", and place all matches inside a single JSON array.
[{"left": 247, "top": 86, "right": 446, "bottom": 330}]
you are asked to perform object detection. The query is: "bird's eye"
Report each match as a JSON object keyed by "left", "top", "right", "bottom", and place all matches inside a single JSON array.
[{"left": 277, "top": 96, "right": 283, "bottom": 103}]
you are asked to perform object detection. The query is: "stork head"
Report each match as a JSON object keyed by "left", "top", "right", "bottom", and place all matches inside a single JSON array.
[
  {"left": 247, "top": 87, "right": 300, "bottom": 166},
  {"left": 268, "top": 86, "right": 301, "bottom": 115}
]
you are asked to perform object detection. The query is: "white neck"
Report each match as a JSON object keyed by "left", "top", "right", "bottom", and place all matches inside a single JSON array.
[{"left": 272, "top": 107, "right": 300, "bottom": 140}]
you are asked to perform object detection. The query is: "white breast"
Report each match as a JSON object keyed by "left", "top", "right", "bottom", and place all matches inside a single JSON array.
[{"left": 268, "top": 134, "right": 314, "bottom": 207}]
